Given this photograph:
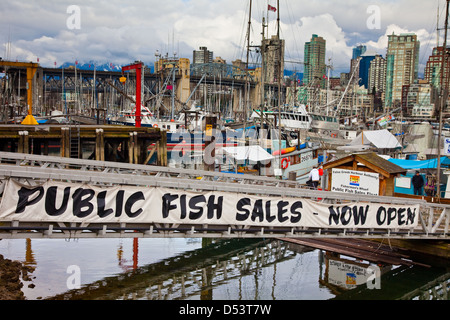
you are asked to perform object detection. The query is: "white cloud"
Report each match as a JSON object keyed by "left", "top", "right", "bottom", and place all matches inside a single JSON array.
[{"left": 0, "top": 0, "right": 445, "bottom": 76}]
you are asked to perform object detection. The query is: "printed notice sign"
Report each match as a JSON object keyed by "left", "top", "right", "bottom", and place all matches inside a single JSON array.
[
  {"left": 445, "top": 137, "right": 450, "bottom": 155},
  {"left": 331, "top": 168, "right": 379, "bottom": 196}
]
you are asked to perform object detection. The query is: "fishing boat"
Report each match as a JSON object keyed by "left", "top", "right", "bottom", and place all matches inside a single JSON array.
[
  {"left": 110, "top": 105, "right": 185, "bottom": 133},
  {"left": 275, "top": 142, "right": 321, "bottom": 184},
  {"left": 216, "top": 138, "right": 320, "bottom": 181},
  {"left": 250, "top": 104, "right": 312, "bottom": 130}
]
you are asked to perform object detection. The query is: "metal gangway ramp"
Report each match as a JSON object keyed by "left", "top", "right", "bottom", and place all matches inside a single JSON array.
[{"left": 0, "top": 151, "right": 448, "bottom": 240}]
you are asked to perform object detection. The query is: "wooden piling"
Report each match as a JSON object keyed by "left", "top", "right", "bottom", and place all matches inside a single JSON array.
[
  {"left": 95, "top": 129, "right": 105, "bottom": 161},
  {"left": 61, "top": 127, "right": 70, "bottom": 157},
  {"left": 18, "top": 131, "right": 29, "bottom": 154}
]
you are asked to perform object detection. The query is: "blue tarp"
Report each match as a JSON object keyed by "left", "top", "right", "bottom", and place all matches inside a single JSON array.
[{"left": 388, "top": 157, "right": 450, "bottom": 169}]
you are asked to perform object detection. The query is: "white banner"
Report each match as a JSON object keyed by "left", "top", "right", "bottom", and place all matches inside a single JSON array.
[
  {"left": 331, "top": 168, "right": 380, "bottom": 196},
  {"left": 0, "top": 180, "right": 419, "bottom": 229}
]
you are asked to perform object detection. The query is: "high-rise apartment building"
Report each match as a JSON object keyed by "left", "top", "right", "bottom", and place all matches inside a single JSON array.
[
  {"left": 352, "top": 45, "right": 367, "bottom": 60},
  {"left": 424, "top": 46, "right": 450, "bottom": 88},
  {"left": 368, "top": 54, "right": 387, "bottom": 93},
  {"left": 385, "top": 33, "right": 420, "bottom": 108},
  {"left": 358, "top": 51, "right": 377, "bottom": 89},
  {"left": 193, "top": 46, "right": 213, "bottom": 64},
  {"left": 350, "top": 45, "right": 366, "bottom": 85},
  {"left": 303, "top": 34, "right": 326, "bottom": 88}
]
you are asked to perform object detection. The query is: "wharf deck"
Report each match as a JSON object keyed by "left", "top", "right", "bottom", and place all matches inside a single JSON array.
[{"left": 0, "top": 124, "right": 167, "bottom": 166}]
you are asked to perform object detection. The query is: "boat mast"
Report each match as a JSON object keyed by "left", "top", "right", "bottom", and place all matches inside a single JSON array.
[
  {"left": 277, "top": 0, "right": 282, "bottom": 171},
  {"left": 244, "top": 0, "right": 252, "bottom": 142},
  {"left": 437, "top": 0, "right": 449, "bottom": 200},
  {"left": 261, "top": 16, "right": 266, "bottom": 132}
]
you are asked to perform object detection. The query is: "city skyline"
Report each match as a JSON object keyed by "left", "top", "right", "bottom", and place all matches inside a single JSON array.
[{"left": 0, "top": 0, "right": 447, "bottom": 76}]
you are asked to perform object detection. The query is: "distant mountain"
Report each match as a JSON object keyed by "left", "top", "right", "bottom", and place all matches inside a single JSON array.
[
  {"left": 58, "top": 61, "right": 295, "bottom": 78},
  {"left": 59, "top": 61, "right": 154, "bottom": 73}
]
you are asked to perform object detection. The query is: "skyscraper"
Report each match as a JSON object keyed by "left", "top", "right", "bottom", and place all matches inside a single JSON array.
[
  {"left": 352, "top": 45, "right": 367, "bottom": 60},
  {"left": 368, "top": 54, "right": 387, "bottom": 93},
  {"left": 424, "top": 46, "right": 450, "bottom": 88},
  {"left": 349, "top": 45, "right": 367, "bottom": 87},
  {"left": 193, "top": 46, "right": 213, "bottom": 64},
  {"left": 358, "top": 51, "right": 377, "bottom": 89},
  {"left": 303, "top": 34, "right": 326, "bottom": 88},
  {"left": 385, "top": 33, "right": 420, "bottom": 108}
]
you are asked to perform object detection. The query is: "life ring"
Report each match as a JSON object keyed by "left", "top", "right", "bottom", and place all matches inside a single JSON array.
[
  {"left": 331, "top": 133, "right": 337, "bottom": 138},
  {"left": 281, "top": 157, "right": 290, "bottom": 169},
  {"left": 153, "top": 124, "right": 158, "bottom": 128}
]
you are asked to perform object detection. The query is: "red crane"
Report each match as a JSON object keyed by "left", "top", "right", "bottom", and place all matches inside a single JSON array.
[{"left": 121, "top": 62, "right": 143, "bottom": 127}]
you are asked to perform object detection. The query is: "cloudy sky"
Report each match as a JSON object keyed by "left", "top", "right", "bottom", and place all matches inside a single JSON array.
[{"left": 0, "top": 0, "right": 446, "bottom": 76}]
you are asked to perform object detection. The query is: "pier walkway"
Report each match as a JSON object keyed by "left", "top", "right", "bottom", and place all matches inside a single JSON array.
[{"left": 0, "top": 152, "right": 448, "bottom": 240}]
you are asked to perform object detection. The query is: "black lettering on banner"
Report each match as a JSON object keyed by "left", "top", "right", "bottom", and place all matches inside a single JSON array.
[
  {"left": 15, "top": 186, "right": 44, "bottom": 213},
  {"left": 125, "top": 192, "right": 145, "bottom": 218},
  {"left": 179, "top": 195, "right": 187, "bottom": 219},
  {"left": 290, "top": 201, "right": 303, "bottom": 223},
  {"left": 162, "top": 193, "right": 178, "bottom": 218},
  {"left": 251, "top": 199, "right": 264, "bottom": 222},
  {"left": 115, "top": 190, "right": 125, "bottom": 217},
  {"left": 72, "top": 188, "right": 95, "bottom": 218},
  {"left": 328, "top": 205, "right": 370, "bottom": 226},
  {"left": 353, "top": 205, "right": 368, "bottom": 225},
  {"left": 328, "top": 206, "right": 340, "bottom": 225},
  {"left": 265, "top": 200, "right": 276, "bottom": 223},
  {"left": 277, "top": 201, "right": 289, "bottom": 223},
  {"left": 189, "top": 195, "right": 205, "bottom": 220},
  {"left": 397, "top": 208, "right": 406, "bottom": 225},
  {"left": 207, "top": 195, "right": 223, "bottom": 219},
  {"left": 377, "top": 207, "right": 386, "bottom": 225},
  {"left": 407, "top": 207, "right": 416, "bottom": 225},
  {"left": 45, "top": 186, "right": 70, "bottom": 216},
  {"left": 340, "top": 206, "right": 352, "bottom": 225},
  {"left": 97, "top": 190, "right": 113, "bottom": 218},
  {"left": 387, "top": 207, "right": 397, "bottom": 225},
  {"left": 236, "top": 198, "right": 251, "bottom": 221}
]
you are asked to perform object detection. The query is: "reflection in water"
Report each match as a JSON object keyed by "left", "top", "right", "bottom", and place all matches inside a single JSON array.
[
  {"left": 0, "top": 238, "right": 448, "bottom": 300},
  {"left": 24, "top": 239, "right": 36, "bottom": 267},
  {"left": 117, "top": 239, "right": 139, "bottom": 272},
  {"left": 48, "top": 238, "right": 295, "bottom": 300}
]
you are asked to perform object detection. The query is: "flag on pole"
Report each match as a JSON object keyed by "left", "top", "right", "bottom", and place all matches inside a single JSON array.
[{"left": 268, "top": 5, "right": 276, "bottom": 12}]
